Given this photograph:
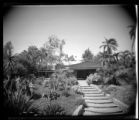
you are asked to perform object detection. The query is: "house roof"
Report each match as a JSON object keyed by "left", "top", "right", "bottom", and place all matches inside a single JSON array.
[{"left": 65, "top": 61, "right": 102, "bottom": 70}]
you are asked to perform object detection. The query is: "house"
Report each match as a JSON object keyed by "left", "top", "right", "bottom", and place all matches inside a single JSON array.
[{"left": 65, "top": 61, "right": 102, "bottom": 80}]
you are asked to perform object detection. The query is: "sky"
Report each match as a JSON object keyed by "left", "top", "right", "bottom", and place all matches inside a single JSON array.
[{"left": 3, "top": 5, "right": 135, "bottom": 64}]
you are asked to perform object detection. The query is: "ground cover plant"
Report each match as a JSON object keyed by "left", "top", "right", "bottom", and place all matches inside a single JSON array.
[{"left": 3, "top": 68, "right": 84, "bottom": 116}]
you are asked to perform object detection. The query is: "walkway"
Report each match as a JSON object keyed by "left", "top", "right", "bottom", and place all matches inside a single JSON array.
[{"left": 78, "top": 80, "right": 127, "bottom": 116}]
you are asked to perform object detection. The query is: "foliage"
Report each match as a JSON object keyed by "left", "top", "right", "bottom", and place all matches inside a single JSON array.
[
  {"left": 32, "top": 99, "right": 66, "bottom": 116},
  {"left": 102, "top": 84, "right": 136, "bottom": 106},
  {"left": 44, "top": 90, "right": 60, "bottom": 100},
  {"left": 100, "top": 38, "right": 118, "bottom": 55},
  {"left": 82, "top": 48, "right": 94, "bottom": 62},
  {"left": 86, "top": 73, "right": 101, "bottom": 85},
  {"left": 61, "top": 89, "right": 71, "bottom": 97},
  {"left": 64, "top": 54, "right": 76, "bottom": 65},
  {"left": 55, "top": 63, "right": 65, "bottom": 70},
  {"left": 115, "top": 67, "right": 136, "bottom": 85},
  {"left": 128, "top": 25, "right": 136, "bottom": 52},
  {"left": 71, "top": 85, "right": 83, "bottom": 95},
  {"left": 3, "top": 86, "right": 33, "bottom": 116},
  {"left": 49, "top": 69, "right": 78, "bottom": 91},
  {"left": 3, "top": 41, "right": 16, "bottom": 79},
  {"left": 39, "top": 101, "right": 66, "bottom": 115},
  {"left": 67, "top": 76, "right": 78, "bottom": 86}
]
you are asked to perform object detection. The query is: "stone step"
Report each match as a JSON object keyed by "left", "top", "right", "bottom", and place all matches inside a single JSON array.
[
  {"left": 86, "top": 103, "right": 118, "bottom": 108},
  {"left": 81, "top": 89, "right": 98, "bottom": 91},
  {"left": 83, "top": 91, "right": 102, "bottom": 94},
  {"left": 80, "top": 86, "right": 96, "bottom": 89},
  {"left": 84, "top": 96, "right": 110, "bottom": 100},
  {"left": 85, "top": 93, "right": 105, "bottom": 97},
  {"left": 83, "top": 111, "right": 124, "bottom": 116},
  {"left": 85, "top": 99, "right": 113, "bottom": 104},
  {"left": 80, "top": 86, "right": 96, "bottom": 88},
  {"left": 85, "top": 107, "right": 122, "bottom": 113}
]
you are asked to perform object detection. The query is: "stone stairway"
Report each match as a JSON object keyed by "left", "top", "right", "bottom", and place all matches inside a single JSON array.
[{"left": 79, "top": 85, "right": 127, "bottom": 116}]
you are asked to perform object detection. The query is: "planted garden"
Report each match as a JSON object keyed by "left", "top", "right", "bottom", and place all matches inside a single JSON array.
[{"left": 3, "top": 35, "right": 84, "bottom": 116}]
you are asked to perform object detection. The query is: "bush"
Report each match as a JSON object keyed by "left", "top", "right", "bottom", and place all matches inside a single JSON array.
[
  {"left": 115, "top": 68, "right": 136, "bottom": 85},
  {"left": 62, "top": 89, "right": 71, "bottom": 97},
  {"left": 44, "top": 90, "right": 60, "bottom": 100},
  {"left": 31, "top": 92, "right": 42, "bottom": 100},
  {"left": 34, "top": 77, "right": 44, "bottom": 85},
  {"left": 86, "top": 73, "right": 101, "bottom": 85},
  {"left": 67, "top": 76, "right": 78, "bottom": 86},
  {"left": 4, "top": 88, "right": 33, "bottom": 116},
  {"left": 33, "top": 100, "right": 66, "bottom": 116},
  {"left": 42, "top": 102, "right": 66, "bottom": 115}
]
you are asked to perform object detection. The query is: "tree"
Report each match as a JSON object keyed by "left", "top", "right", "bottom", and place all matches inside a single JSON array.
[
  {"left": 99, "top": 38, "right": 118, "bottom": 66},
  {"left": 97, "top": 52, "right": 109, "bottom": 67},
  {"left": 82, "top": 48, "right": 94, "bottom": 62},
  {"left": 27, "top": 46, "right": 41, "bottom": 65},
  {"left": 43, "top": 35, "right": 67, "bottom": 67},
  {"left": 100, "top": 38, "right": 118, "bottom": 55},
  {"left": 118, "top": 50, "right": 134, "bottom": 68},
  {"left": 128, "top": 25, "right": 136, "bottom": 53},
  {"left": 64, "top": 54, "right": 76, "bottom": 65},
  {"left": 59, "top": 39, "right": 65, "bottom": 63}
]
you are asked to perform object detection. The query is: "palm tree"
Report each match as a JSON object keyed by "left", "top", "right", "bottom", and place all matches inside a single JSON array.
[
  {"left": 100, "top": 38, "right": 118, "bottom": 55},
  {"left": 98, "top": 52, "right": 108, "bottom": 67},
  {"left": 100, "top": 38, "right": 118, "bottom": 66},
  {"left": 128, "top": 25, "right": 136, "bottom": 53}
]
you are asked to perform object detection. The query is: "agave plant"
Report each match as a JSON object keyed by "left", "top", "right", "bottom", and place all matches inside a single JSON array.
[{"left": 4, "top": 84, "right": 34, "bottom": 116}]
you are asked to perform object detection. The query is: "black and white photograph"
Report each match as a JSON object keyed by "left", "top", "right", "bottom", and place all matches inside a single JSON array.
[{"left": 3, "top": 4, "right": 138, "bottom": 119}]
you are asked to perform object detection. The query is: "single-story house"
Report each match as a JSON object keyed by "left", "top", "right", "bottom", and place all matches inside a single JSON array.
[{"left": 65, "top": 61, "right": 102, "bottom": 80}]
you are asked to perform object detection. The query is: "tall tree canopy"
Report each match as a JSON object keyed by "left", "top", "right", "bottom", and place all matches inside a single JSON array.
[
  {"left": 82, "top": 48, "right": 94, "bottom": 62},
  {"left": 128, "top": 25, "right": 136, "bottom": 52},
  {"left": 100, "top": 38, "right": 118, "bottom": 55}
]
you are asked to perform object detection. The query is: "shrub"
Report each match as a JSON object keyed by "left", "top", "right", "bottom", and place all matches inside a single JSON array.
[
  {"left": 62, "top": 89, "right": 71, "bottom": 97},
  {"left": 49, "top": 74, "right": 59, "bottom": 91},
  {"left": 115, "top": 67, "right": 136, "bottom": 85},
  {"left": 34, "top": 77, "right": 44, "bottom": 85},
  {"left": 67, "top": 76, "right": 78, "bottom": 86},
  {"left": 4, "top": 88, "right": 33, "bottom": 116},
  {"left": 33, "top": 100, "right": 66, "bottom": 116},
  {"left": 86, "top": 73, "right": 101, "bottom": 85},
  {"left": 41, "top": 102, "right": 66, "bottom": 115},
  {"left": 44, "top": 90, "right": 60, "bottom": 100},
  {"left": 31, "top": 92, "right": 42, "bottom": 100}
]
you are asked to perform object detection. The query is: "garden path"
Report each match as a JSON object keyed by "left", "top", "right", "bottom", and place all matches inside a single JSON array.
[{"left": 78, "top": 80, "right": 127, "bottom": 116}]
